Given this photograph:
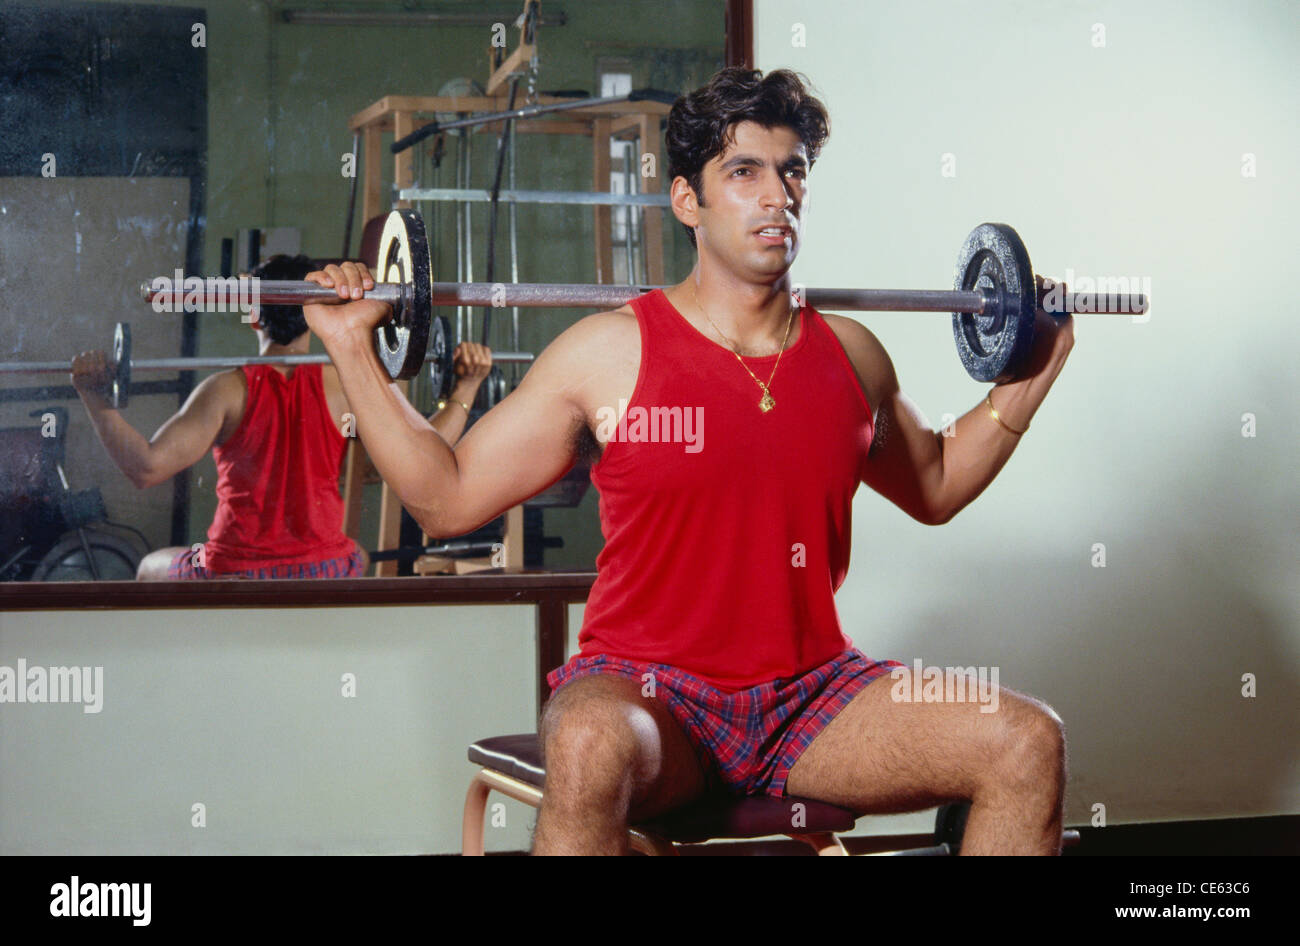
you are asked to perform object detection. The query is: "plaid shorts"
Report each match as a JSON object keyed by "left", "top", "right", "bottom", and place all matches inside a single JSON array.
[
  {"left": 545, "top": 648, "right": 904, "bottom": 797},
  {"left": 167, "top": 543, "right": 366, "bottom": 580}
]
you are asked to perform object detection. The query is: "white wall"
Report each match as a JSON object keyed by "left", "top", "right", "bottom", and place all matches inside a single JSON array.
[
  {"left": 757, "top": 0, "right": 1298, "bottom": 829},
  {"left": 0, "top": 604, "right": 581, "bottom": 854}
]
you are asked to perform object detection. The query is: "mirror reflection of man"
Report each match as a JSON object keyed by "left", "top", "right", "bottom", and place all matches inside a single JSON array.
[{"left": 72, "top": 254, "right": 493, "bottom": 580}]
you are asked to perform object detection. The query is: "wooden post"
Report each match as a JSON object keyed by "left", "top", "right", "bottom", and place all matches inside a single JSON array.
[
  {"left": 501, "top": 504, "right": 525, "bottom": 571},
  {"left": 372, "top": 380, "right": 409, "bottom": 577},
  {"left": 361, "top": 124, "right": 382, "bottom": 225},
  {"left": 535, "top": 595, "right": 568, "bottom": 723},
  {"left": 340, "top": 439, "right": 367, "bottom": 547},
  {"left": 393, "top": 110, "right": 414, "bottom": 210}
]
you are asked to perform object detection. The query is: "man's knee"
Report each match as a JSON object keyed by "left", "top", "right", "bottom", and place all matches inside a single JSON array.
[
  {"left": 997, "top": 696, "right": 1067, "bottom": 793},
  {"left": 541, "top": 677, "right": 654, "bottom": 801},
  {"left": 136, "top": 548, "right": 179, "bottom": 581}
]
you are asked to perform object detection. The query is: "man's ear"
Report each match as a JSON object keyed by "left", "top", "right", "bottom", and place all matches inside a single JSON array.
[{"left": 670, "top": 175, "right": 701, "bottom": 231}]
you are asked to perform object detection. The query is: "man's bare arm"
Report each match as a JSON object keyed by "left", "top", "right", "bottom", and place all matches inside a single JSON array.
[
  {"left": 72, "top": 351, "right": 236, "bottom": 489},
  {"left": 302, "top": 262, "right": 592, "bottom": 538},
  {"left": 830, "top": 310, "right": 1073, "bottom": 524},
  {"left": 427, "top": 342, "right": 493, "bottom": 444}
]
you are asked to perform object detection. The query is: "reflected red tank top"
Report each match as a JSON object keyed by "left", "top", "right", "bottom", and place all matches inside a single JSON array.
[
  {"left": 577, "top": 290, "right": 874, "bottom": 690},
  {"left": 203, "top": 364, "right": 353, "bottom": 571}
]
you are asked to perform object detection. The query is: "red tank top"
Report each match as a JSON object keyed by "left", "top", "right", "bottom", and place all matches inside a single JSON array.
[
  {"left": 203, "top": 364, "right": 353, "bottom": 571},
  {"left": 577, "top": 290, "right": 873, "bottom": 690}
]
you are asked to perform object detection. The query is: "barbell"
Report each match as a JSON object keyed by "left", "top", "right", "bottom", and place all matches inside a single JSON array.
[
  {"left": 139, "top": 211, "right": 1146, "bottom": 385},
  {"left": 0, "top": 319, "right": 534, "bottom": 409}
]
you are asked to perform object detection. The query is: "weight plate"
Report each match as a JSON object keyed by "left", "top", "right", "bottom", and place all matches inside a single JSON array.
[
  {"left": 952, "top": 223, "right": 1036, "bottom": 383},
  {"left": 111, "top": 322, "right": 131, "bottom": 409},
  {"left": 374, "top": 210, "right": 432, "bottom": 380},
  {"left": 427, "top": 315, "right": 451, "bottom": 399},
  {"left": 485, "top": 365, "right": 507, "bottom": 409}
]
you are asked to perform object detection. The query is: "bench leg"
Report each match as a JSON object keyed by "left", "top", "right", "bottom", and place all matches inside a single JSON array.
[
  {"left": 789, "top": 832, "right": 848, "bottom": 855},
  {"left": 462, "top": 769, "right": 545, "bottom": 855},
  {"left": 462, "top": 772, "right": 492, "bottom": 856},
  {"left": 628, "top": 827, "right": 679, "bottom": 856}
]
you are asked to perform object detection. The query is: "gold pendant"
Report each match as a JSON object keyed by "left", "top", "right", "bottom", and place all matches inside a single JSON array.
[{"left": 759, "top": 391, "right": 775, "bottom": 413}]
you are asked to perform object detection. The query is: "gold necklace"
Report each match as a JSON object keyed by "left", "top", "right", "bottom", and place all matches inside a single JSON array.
[{"left": 692, "top": 284, "right": 796, "bottom": 413}]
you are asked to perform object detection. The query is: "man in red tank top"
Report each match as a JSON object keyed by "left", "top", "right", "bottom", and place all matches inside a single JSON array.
[
  {"left": 72, "top": 254, "right": 493, "bottom": 580},
  {"left": 304, "top": 69, "right": 1077, "bottom": 854}
]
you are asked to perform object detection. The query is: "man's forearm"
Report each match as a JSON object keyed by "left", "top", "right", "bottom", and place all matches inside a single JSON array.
[
  {"left": 328, "top": 334, "right": 463, "bottom": 534},
  {"left": 77, "top": 393, "right": 158, "bottom": 487},
  {"left": 934, "top": 375, "right": 1051, "bottom": 522},
  {"left": 429, "top": 378, "right": 480, "bottom": 443}
]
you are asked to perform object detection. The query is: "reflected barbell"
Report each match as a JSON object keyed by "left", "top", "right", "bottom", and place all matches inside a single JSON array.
[
  {"left": 0, "top": 320, "right": 534, "bottom": 409},
  {"left": 139, "top": 210, "right": 1148, "bottom": 384}
]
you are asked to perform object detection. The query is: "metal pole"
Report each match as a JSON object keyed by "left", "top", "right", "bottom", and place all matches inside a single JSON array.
[
  {"left": 622, "top": 140, "right": 635, "bottom": 285},
  {"left": 341, "top": 131, "right": 360, "bottom": 258},
  {"left": 0, "top": 351, "right": 535, "bottom": 376},
  {"left": 509, "top": 126, "right": 520, "bottom": 381},
  {"left": 481, "top": 75, "right": 520, "bottom": 346},
  {"left": 398, "top": 187, "right": 672, "bottom": 206},
  {"left": 634, "top": 137, "right": 646, "bottom": 286},
  {"left": 414, "top": 133, "right": 429, "bottom": 411},
  {"left": 141, "top": 281, "right": 989, "bottom": 312},
  {"left": 463, "top": 131, "right": 475, "bottom": 341},
  {"left": 454, "top": 132, "right": 466, "bottom": 343},
  {"left": 137, "top": 281, "right": 1147, "bottom": 317},
  {"left": 389, "top": 88, "right": 677, "bottom": 155}
]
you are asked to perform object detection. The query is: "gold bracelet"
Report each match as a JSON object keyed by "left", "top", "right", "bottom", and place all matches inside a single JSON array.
[
  {"left": 436, "top": 398, "right": 472, "bottom": 414},
  {"left": 986, "top": 390, "right": 1028, "bottom": 435}
]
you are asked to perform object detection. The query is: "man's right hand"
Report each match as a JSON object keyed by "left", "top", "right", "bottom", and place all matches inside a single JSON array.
[
  {"left": 71, "top": 350, "right": 113, "bottom": 400},
  {"left": 302, "top": 261, "right": 389, "bottom": 351}
]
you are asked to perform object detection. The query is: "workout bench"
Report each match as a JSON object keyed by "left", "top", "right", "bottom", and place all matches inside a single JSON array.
[
  {"left": 462, "top": 733, "right": 1081, "bottom": 855},
  {"left": 463, "top": 733, "right": 858, "bottom": 855}
]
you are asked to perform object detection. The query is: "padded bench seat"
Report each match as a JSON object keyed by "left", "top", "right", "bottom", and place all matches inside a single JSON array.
[{"left": 468, "top": 733, "right": 857, "bottom": 844}]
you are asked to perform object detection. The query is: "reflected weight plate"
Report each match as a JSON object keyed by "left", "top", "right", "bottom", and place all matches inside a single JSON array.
[
  {"left": 427, "top": 315, "right": 451, "bottom": 399},
  {"left": 111, "top": 322, "right": 131, "bottom": 409}
]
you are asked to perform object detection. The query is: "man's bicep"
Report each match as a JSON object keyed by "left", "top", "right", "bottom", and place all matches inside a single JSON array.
[
  {"left": 861, "top": 385, "right": 947, "bottom": 526},
  {"left": 825, "top": 315, "right": 946, "bottom": 524},
  {"left": 440, "top": 349, "right": 585, "bottom": 534},
  {"left": 145, "top": 375, "right": 232, "bottom": 477}
]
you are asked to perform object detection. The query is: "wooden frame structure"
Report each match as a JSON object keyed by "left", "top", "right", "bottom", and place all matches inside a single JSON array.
[
  {"left": 340, "top": 18, "right": 672, "bottom": 576},
  {"left": 347, "top": 92, "right": 671, "bottom": 279}
]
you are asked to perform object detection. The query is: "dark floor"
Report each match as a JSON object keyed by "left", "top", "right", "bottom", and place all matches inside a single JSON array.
[{"left": 477, "top": 814, "right": 1298, "bottom": 855}]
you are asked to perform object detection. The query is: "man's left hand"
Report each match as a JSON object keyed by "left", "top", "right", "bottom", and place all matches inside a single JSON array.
[
  {"left": 452, "top": 342, "right": 494, "bottom": 386},
  {"left": 1017, "top": 278, "right": 1075, "bottom": 385}
]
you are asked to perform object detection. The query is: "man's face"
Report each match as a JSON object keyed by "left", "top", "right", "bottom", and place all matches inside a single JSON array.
[{"left": 689, "top": 120, "right": 808, "bottom": 280}]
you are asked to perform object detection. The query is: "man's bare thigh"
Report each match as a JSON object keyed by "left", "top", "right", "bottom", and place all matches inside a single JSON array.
[
  {"left": 784, "top": 673, "right": 1061, "bottom": 812},
  {"left": 540, "top": 674, "right": 709, "bottom": 820}
]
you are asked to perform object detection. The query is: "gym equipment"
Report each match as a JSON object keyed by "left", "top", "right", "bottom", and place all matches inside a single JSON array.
[
  {"left": 137, "top": 212, "right": 1147, "bottom": 383},
  {"left": 0, "top": 318, "right": 533, "bottom": 409}
]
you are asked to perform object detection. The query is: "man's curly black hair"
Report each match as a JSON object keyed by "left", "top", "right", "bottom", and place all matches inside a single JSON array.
[
  {"left": 665, "top": 67, "right": 830, "bottom": 248},
  {"left": 250, "top": 254, "right": 315, "bottom": 345}
]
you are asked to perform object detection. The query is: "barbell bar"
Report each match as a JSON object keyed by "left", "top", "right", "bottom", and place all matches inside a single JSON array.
[
  {"left": 0, "top": 319, "right": 534, "bottom": 409},
  {"left": 137, "top": 211, "right": 1148, "bottom": 384},
  {"left": 142, "top": 277, "right": 991, "bottom": 313}
]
